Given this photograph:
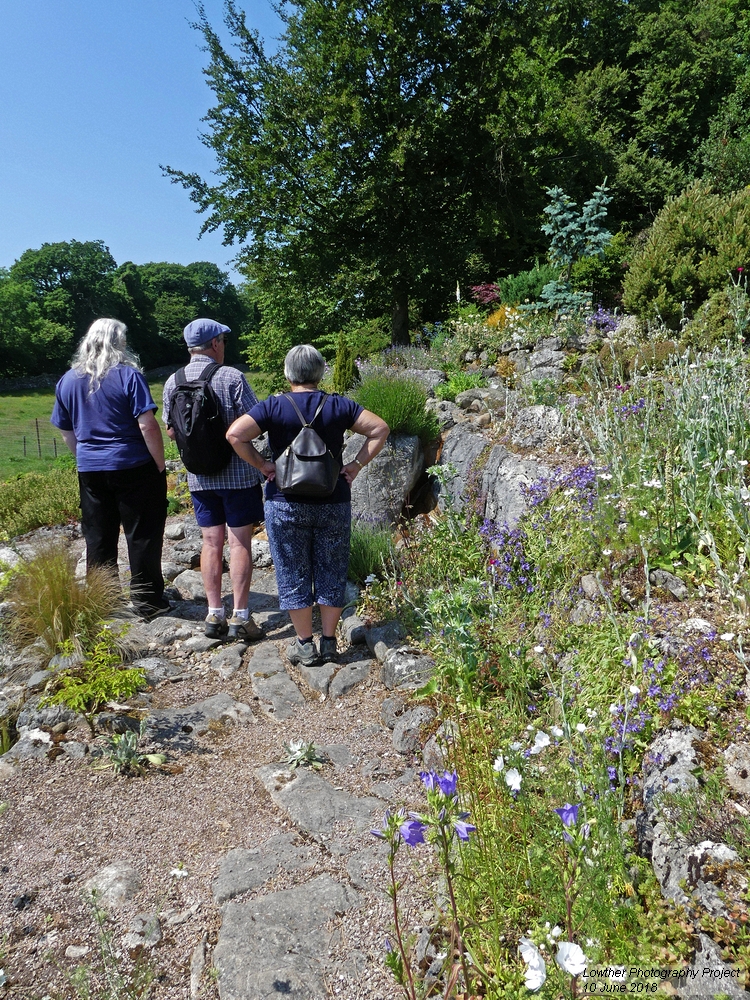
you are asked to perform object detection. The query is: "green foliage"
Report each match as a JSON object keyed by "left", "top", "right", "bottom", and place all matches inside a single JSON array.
[
  {"left": 538, "top": 182, "right": 612, "bottom": 313},
  {"left": 497, "top": 262, "right": 557, "bottom": 306},
  {"left": 4, "top": 541, "right": 129, "bottom": 658},
  {"left": 97, "top": 721, "right": 166, "bottom": 776},
  {"left": 282, "top": 739, "right": 327, "bottom": 770},
  {"left": 348, "top": 519, "right": 396, "bottom": 583},
  {"left": 351, "top": 372, "right": 439, "bottom": 442},
  {"left": 43, "top": 628, "right": 146, "bottom": 734},
  {"left": 622, "top": 182, "right": 750, "bottom": 328},
  {"left": 0, "top": 467, "right": 80, "bottom": 535},
  {"left": 332, "top": 333, "right": 356, "bottom": 394},
  {"left": 434, "top": 369, "right": 487, "bottom": 402}
]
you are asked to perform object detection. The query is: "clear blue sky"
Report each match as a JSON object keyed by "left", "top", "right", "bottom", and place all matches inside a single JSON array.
[{"left": 0, "top": 0, "right": 282, "bottom": 281}]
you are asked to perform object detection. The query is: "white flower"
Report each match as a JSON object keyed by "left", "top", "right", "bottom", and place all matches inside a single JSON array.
[
  {"left": 576, "top": 723, "right": 587, "bottom": 733},
  {"left": 550, "top": 925, "right": 563, "bottom": 938},
  {"left": 556, "top": 941, "right": 587, "bottom": 976},
  {"left": 170, "top": 868, "right": 189, "bottom": 879},
  {"left": 740, "top": 460, "right": 748, "bottom": 467},
  {"left": 551, "top": 726, "right": 564, "bottom": 737},
  {"left": 519, "top": 937, "right": 547, "bottom": 991},
  {"left": 364, "top": 574, "right": 377, "bottom": 585},
  {"left": 602, "top": 548, "right": 612, "bottom": 556},
  {"left": 597, "top": 472, "right": 613, "bottom": 481},
  {"left": 727, "top": 450, "right": 736, "bottom": 456},
  {"left": 505, "top": 768, "right": 522, "bottom": 792},
  {"left": 629, "top": 685, "right": 640, "bottom": 695},
  {"left": 510, "top": 742, "right": 522, "bottom": 751},
  {"left": 639, "top": 509, "right": 648, "bottom": 517},
  {"left": 493, "top": 754, "right": 505, "bottom": 772},
  {"left": 534, "top": 645, "right": 545, "bottom": 653},
  {"left": 586, "top": 708, "right": 597, "bottom": 719},
  {"left": 609, "top": 703, "right": 619, "bottom": 714},
  {"left": 720, "top": 632, "right": 735, "bottom": 642},
  {"left": 529, "top": 731, "right": 551, "bottom": 755}
]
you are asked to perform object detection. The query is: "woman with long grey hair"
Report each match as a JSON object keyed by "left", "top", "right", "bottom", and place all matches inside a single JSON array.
[{"left": 51, "top": 318, "right": 169, "bottom": 619}]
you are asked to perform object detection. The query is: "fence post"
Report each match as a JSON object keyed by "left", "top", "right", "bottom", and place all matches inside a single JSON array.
[
  {"left": 23, "top": 435, "right": 27, "bottom": 457},
  {"left": 35, "top": 418, "right": 41, "bottom": 458}
]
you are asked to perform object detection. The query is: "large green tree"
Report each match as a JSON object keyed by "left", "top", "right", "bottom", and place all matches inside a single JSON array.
[{"left": 167, "top": 0, "right": 508, "bottom": 347}]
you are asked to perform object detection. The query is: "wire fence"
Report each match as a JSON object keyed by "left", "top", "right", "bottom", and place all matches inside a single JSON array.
[{"left": 0, "top": 419, "right": 64, "bottom": 466}]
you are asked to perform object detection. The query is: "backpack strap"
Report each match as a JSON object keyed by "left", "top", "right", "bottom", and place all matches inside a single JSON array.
[
  {"left": 283, "top": 392, "right": 329, "bottom": 428},
  {"left": 197, "top": 361, "right": 222, "bottom": 384},
  {"left": 174, "top": 362, "right": 222, "bottom": 388}
]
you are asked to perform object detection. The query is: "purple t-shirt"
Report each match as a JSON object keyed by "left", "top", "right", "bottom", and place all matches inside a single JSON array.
[
  {"left": 249, "top": 391, "right": 363, "bottom": 504},
  {"left": 51, "top": 365, "right": 157, "bottom": 472}
]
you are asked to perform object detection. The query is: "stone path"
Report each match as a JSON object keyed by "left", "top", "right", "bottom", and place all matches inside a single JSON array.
[{"left": 0, "top": 519, "right": 446, "bottom": 999}]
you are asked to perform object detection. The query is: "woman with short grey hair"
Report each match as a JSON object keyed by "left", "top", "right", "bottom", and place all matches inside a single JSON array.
[
  {"left": 227, "top": 344, "right": 389, "bottom": 666},
  {"left": 51, "top": 318, "right": 169, "bottom": 620}
]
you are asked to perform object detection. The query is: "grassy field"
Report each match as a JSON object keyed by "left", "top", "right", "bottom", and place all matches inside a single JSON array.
[
  {"left": 0, "top": 382, "right": 171, "bottom": 483},
  {"left": 0, "top": 373, "right": 274, "bottom": 483}
]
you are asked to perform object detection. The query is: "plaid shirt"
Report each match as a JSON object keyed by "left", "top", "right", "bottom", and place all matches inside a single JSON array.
[{"left": 163, "top": 356, "right": 262, "bottom": 492}]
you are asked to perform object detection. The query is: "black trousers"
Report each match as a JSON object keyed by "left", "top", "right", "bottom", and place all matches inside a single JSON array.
[{"left": 78, "top": 461, "right": 168, "bottom": 615}]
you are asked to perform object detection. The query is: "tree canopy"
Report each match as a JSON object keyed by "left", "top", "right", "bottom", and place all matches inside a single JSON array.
[
  {"left": 0, "top": 241, "right": 254, "bottom": 378},
  {"left": 167, "top": 0, "right": 750, "bottom": 352}
]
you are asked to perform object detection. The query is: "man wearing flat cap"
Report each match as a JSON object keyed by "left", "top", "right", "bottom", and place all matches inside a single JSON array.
[{"left": 163, "top": 318, "right": 264, "bottom": 642}]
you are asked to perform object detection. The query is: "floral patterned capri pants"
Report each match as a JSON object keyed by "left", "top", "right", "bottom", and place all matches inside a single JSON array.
[{"left": 264, "top": 498, "right": 351, "bottom": 609}]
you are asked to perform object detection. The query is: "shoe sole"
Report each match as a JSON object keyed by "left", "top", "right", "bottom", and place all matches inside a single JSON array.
[
  {"left": 227, "top": 627, "right": 263, "bottom": 641},
  {"left": 205, "top": 626, "right": 228, "bottom": 639}
]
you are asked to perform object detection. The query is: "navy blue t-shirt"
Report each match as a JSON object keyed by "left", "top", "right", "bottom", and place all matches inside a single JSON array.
[
  {"left": 249, "top": 391, "right": 363, "bottom": 504},
  {"left": 51, "top": 365, "right": 157, "bottom": 472}
]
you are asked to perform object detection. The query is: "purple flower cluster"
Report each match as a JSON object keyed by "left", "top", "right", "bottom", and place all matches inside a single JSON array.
[
  {"left": 522, "top": 465, "right": 598, "bottom": 515},
  {"left": 481, "top": 520, "right": 536, "bottom": 593},
  {"left": 586, "top": 306, "right": 619, "bottom": 333},
  {"left": 617, "top": 398, "right": 646, "bottom": 420}
]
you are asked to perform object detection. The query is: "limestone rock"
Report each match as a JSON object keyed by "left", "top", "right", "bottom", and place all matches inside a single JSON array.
[
  {"left": 649, "top": 568, "right": 689, "bottom": 601},
  {"left": 213, "top": 876, "right": 359, "bottom": 1000},
  {"left": 381, "top": 647, "right": 435, "bottom": 690},
  {"left": 392, "top": 705, "right": 436, "bottom": 754},
  {"left": 511, "top": 405, "right": 564, "bottom": 449},
  {"left": 346, "top": 432, "right": 424, "bottom": 526},
  {"left": 83, "top": 861, "right": 142, "bottom": 909},
  {"left": 329, "top": 662, "right": 370, "bottom": 699},
  {"left": 212, "top": 833, "right": 317, "bottom": 905}
]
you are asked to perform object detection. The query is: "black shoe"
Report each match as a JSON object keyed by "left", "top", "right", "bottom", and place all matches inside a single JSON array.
[
  {"left": 138, "top": 602, "right": 172, "bottom": 622},
  {"left": 319, "top": 637, "right": 339, "bottom": 662}
]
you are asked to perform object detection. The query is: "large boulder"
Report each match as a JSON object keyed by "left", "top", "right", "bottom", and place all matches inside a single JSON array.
[
  {"left": 345, "top": 432, "right": 424, "bottom": 526},
  {"left": 436, "top": 423, "right": 549, "bottom": 525}
]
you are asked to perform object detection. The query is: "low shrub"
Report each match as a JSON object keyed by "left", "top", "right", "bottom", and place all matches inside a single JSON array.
[
  {"left": 0, "top": 467, "right": 80, "bottom": 537},
  {"left": 622, "top": 181, "right": 750, "bottom": 328},
  {"left": 351, "top": 372, "right": 439, "bottom": 442},
  {"left": 348, "top": 519, "right": 396, "bottom": 584},
  {"left": 4, "top": 541, "right": 130, "bottom": 658},
  {"left": 43, "top": 627, "right": 146, "bottom": 734},
  {"left": 434, "top": 370, "right": 487, "bottom": 402}
]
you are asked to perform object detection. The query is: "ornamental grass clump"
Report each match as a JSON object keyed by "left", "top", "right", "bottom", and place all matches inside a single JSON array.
[
  {"left": 351, "top": 371, "right": 439, "bottom": 442},
  {"left": 348, "top": 517, "right": 396, "bottom": 584},
  {"left": 4, "top": 540, "right": 130, "bottom": 659}
]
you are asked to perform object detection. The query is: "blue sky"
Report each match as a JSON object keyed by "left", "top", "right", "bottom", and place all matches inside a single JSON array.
[{"left": 0, "top": 1, "right": 282, "bottom": 281}]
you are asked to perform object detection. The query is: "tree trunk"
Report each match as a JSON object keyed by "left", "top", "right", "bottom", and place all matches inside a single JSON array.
[{"left": 391, "top": 289, "right": 409, "bottom": 345}]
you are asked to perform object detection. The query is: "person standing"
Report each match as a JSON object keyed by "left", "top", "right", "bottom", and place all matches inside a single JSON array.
[
  {"left": 226, "top": 344, "right": 389, "bottom": 665},
  {"left": 51, "top": 318, "right": 169, "bottom": 620},
  {"left": 162, "top": 318, "right": 264, "bottom": 641}
]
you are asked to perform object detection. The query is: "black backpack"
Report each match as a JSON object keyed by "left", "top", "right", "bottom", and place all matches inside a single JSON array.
[
  {"left": 274, "top": 393, "right": 341, "bottom": 497},
  {"left": 167, "top": 362, "right": 234, "bottom": 476}
]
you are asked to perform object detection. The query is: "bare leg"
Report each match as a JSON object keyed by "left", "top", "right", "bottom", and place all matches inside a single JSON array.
[
  {"left": 200, "top": 524, "right": 226, "bottom": 609},
  {"left": 320, "top": 606, "right": 343, "bottom": 636},
  {"left": 227, "top": 523, "right": 255, "bottom": 612},
  {"left": 289, "top": 607, "right": 314, "bottom": 639}
]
